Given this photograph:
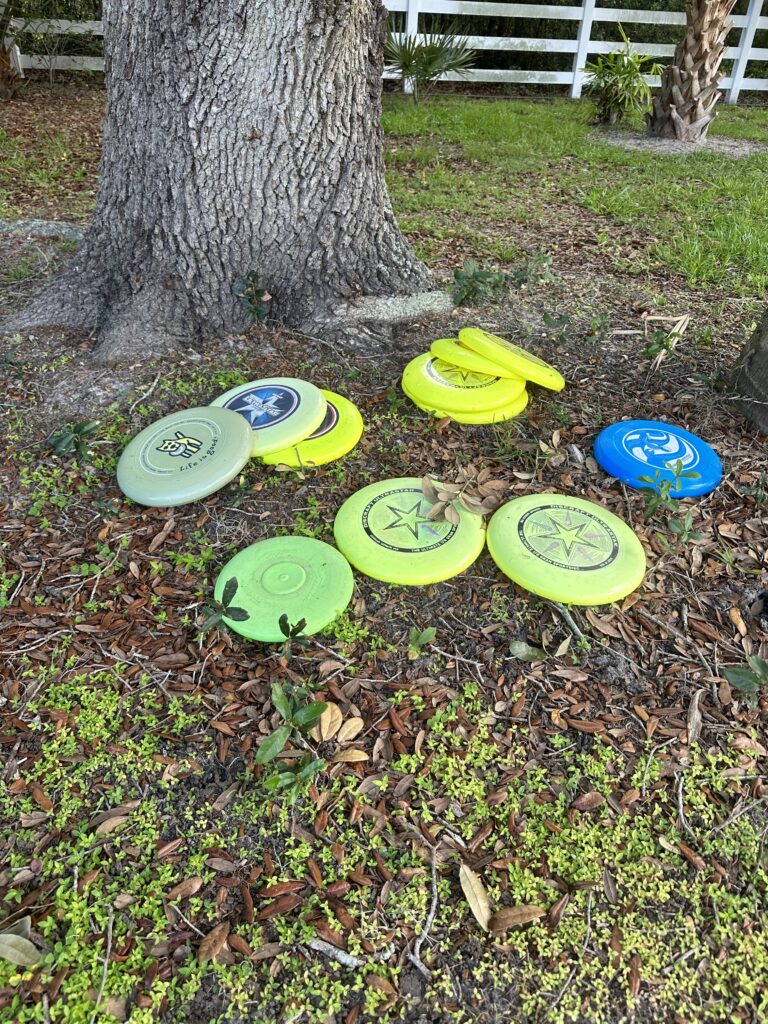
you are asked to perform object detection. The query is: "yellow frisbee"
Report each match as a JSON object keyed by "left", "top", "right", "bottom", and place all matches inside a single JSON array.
[
  {"left": 402, "top": 354, "right": 525, "bottom": 414},
  {"left": 405, "top": 382, "right": 529, "bottom": 424},
  {"left": 261, "top": 390, "right": 363, "bottom": 469},
  {"left": 459, "top": 328, "right": 565, "bottom": 392},
  {"left": 430, "top": 337, "right": 524, "bottom": 381}
]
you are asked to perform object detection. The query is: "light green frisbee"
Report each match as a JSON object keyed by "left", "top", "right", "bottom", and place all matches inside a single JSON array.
[
  {"left": 261, "top": 390, "right": 364, "bottom": 469},
  {"left": 405, "top": 382, "right": 529, "bottom": 424},
  {"left": 402, "top": 354, "right": 525, "bottom": 414},
  {"left": 430, "top": 337, "right": 525, "bottom": 381},
  {"left": 214, "top": 537, "right": 354, "bottom": 642},
  {"left": 487, "top": 494, "right": 646, "bottom": 606},
  {"left": 210, "top": 377, "right": 326, "bottom": 456},
  {"left": 116, "top": 407, "right": 253, "bottom": 507},
  {"left": 333, "top": 477, "right": 485, "bottom": 585}
]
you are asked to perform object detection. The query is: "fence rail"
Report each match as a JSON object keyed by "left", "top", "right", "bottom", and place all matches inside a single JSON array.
[{"left": 4, "top": 1, "right": 768, "bottom": 102}]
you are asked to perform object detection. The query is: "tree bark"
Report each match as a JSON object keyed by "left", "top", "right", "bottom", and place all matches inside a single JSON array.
[
  {"left": 733, "top": 309, "right": 768, "bottom": 433},
  {"left": 2, "top": 0, "right": 435, "bottom": 363},
  {"left": 646, "top": 0, "right": 736, "bottom": 143}
]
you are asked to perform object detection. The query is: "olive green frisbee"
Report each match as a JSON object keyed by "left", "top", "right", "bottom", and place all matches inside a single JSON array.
[
  {"left": 214, "top": 537, "right": 354, "bottom": 642},
  {"left": 487, "top": 494, "right": 645, "bottom": 606},
  {"left": 333, "top": 477, "right": 485, "bottom": 585},
  {"left": 459, "top": 328, "right": 565, "bottom": 392},
  {"left": 116, "top": 407, "right": 252, "bottom": 507}
]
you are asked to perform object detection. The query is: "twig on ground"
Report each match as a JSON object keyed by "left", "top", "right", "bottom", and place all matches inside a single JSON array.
[
  {"left": 307, "top": 938, "right": 363, "bottom": 969},
  {"left": 431, "top": 646, "right": 486, "bottom": 671},
  {"left": 128, "top": 372, "right": 161, "bottom": 414},
  {"left": 88, "top": 906, "right": 114, "bottom": 1024},
  {"left": 408, "top": 841, "right": 439, "bottom": 979},
  {"left": 583, "top": 891, "right": 592, "bottom": 952},
  {"left": 546, "top": 965, "right": 578, "bottom": 1020},
  {"left": 676, "top": 773, "right": 696, "bottom": 838},
  {"left": 634, "top": 608, "right": 714, "bottom": 679},
  {"left": 169, "top": 902, "right": 206, "bottom": 937}
]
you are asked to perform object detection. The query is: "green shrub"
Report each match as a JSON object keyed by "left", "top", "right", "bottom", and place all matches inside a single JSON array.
[
  {"left": 384, "top": 28, "right": 474, "bottom": 104},
  {"left": 584, "top": 26, "right": 663, "bottom": 125}
]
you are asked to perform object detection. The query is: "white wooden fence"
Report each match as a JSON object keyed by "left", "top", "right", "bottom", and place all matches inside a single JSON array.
[{"left": 5, "top": 0, "right": 768, "bottom": 103}]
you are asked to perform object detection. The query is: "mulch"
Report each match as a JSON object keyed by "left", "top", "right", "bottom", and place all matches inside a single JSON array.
[{"left": 0, "top": 81, "right": 767, "bottom": 1024}]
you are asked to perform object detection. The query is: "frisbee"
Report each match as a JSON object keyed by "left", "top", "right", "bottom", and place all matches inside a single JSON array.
[
  {"left": 333, "top": 477, "right": 485, "bottom": 585},
  {"left": 487, "top": 494, "right": 646, "bottom": 605},
  {"left": 116, "top": 407, "right": 252, "bottom": 507},
  {"left": 402, "top": 354, "right": 525, "bottom": 413},
  {"left": 458, "top": 328, "right": 565, "bottom": 391},
  {"left": 429, "top": 337, "right": 524, "bottom": 381},
  {"left": 213, "top": 537, "right": 354, "bottom": 642},
  {"left": 210, "top": 377, "right": 326, "bottom": 456},
  {"left": 405, "top": 383, "right": 529, "bottom": 424},
  {"left": 594, "top": 420, "right": 721, "bottom": 496},
  {"left": 261, "top": 390, "right": 364, "bottom": 469}
]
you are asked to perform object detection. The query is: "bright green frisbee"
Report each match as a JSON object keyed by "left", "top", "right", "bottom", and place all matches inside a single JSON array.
[
  {"left": 210, "top": 377, "right": 326, "bottom": 456},
  {"left": 487, "top": 494, "right": 646, "bottom": 606},
  {"left": 402, "top": 354, "right": 525, "bottom": 414},
  {"left": 116, "top": 407, "right": 253, "bottom": 507},
  {"left": 213, "top": 537, "right": 354, "bottom": 642},
  {"left": 333, "top": 477, "right": 485, "bottom": 585},
  {"left": 261, "top": 390, "right": 364, "bottom": 469},
  {"left": 430, "top": 337, "right": 524, "bottom": 381},
  {"left": 459, "top": 328, "right": 565, "bottom": 392},
  {"left": 405, "top": 382, "right": 529, "bottom": 424}
]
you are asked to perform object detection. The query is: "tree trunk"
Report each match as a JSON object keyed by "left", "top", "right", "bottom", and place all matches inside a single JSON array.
[
  {"left": 733, "top": 309, "right": 768, "bottom": 433},
  {"left": 646, "top": 0, "right": 736, "bottom": 143},
  {"left": 2, "top": 1, "right": 435, "bottom": 363}
]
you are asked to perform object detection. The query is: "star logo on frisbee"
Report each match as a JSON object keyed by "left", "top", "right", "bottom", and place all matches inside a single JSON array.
[
  {"left": 226, "top": 386, "right": 300, "bottom": 429},
  {"left": 362, "top": 488, "right": 456, "bottom": 553},
  {"left": 426, "top": 359, "right": 496, "bottom": 389},
  {"left": 518, "top": 506, "right": 619, "bottom": 571},
  {"left": 383, "top": 499, "right": 433, "bottom": 542}
]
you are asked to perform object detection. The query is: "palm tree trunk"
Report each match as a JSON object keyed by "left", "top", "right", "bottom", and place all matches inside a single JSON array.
[
  {"left": 734, "top": 310, "right": 768, "bottom": 433},
  {"left": 646, "top": 0, "right": 737, "bottom": 143}
]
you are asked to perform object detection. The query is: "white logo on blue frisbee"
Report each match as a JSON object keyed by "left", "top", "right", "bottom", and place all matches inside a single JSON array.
[{"left": 594, "top": 420, "right": 721, "bottom": 496}]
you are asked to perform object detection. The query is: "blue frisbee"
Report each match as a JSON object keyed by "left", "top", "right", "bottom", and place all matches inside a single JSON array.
[{"left": 594, "top": 420, "right": 721, "bottom": 497}]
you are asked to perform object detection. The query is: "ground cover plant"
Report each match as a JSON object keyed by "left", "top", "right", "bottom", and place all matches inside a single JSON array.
[{"left": 1, "top": 81, "right": 767, "bottom": 1024}]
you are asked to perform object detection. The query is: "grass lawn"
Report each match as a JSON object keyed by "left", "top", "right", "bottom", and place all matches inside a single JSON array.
[{"left": 1, "top": 82, "right": 767, "bottom": 1024}]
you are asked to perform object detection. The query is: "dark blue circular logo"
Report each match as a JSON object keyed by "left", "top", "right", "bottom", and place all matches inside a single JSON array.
[{"left": 225, "top": 386, "right": 300, "bottom": 430}]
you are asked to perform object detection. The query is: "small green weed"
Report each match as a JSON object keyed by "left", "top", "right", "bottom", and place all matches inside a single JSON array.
[
  {"left": 723, "top": 655, "right": 768, "bottom": 708},
  {"left": 255, "top": 682, "right": 327, "bottom": 803},
  {"left": 639, "top": 459, "right": 701, "bottom": 519},
  {"left": 451, "top": 258, "right": 507, "bottom": 305},
  {"left": 233, "top": 271, "right": 272, "bottom": 321},
  {"left": 407, "top": 625, "right": 437, "bottom": 660},
  {"left": 47, "top": 419, "right": 100, "bottom": 459}
]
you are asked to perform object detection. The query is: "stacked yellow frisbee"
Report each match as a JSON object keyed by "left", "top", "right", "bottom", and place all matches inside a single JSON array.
[{"left": 402, "top": 328, "right": 564, "bottom": 425}]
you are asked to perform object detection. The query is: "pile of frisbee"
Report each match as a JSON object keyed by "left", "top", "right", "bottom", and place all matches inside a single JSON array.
[
  {"left": 116, "top": 377, "right": 364, "bottom": 508},
  {"left": 113, "top": 347, "right": 724, "bottom": 643},
  {"left": 402, "top": 327, "right": 565, "bottom": 424}
]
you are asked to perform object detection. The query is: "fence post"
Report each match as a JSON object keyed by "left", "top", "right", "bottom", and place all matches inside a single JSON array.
[
  {"left": 726, "top": 0, "right": 763, "bottom": 104},
  {"left": 403, "top": 0, "right": 419, "bottom": 94},
  {"left": 570, "top": 0, "right": 596, "bottom": 99}
]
